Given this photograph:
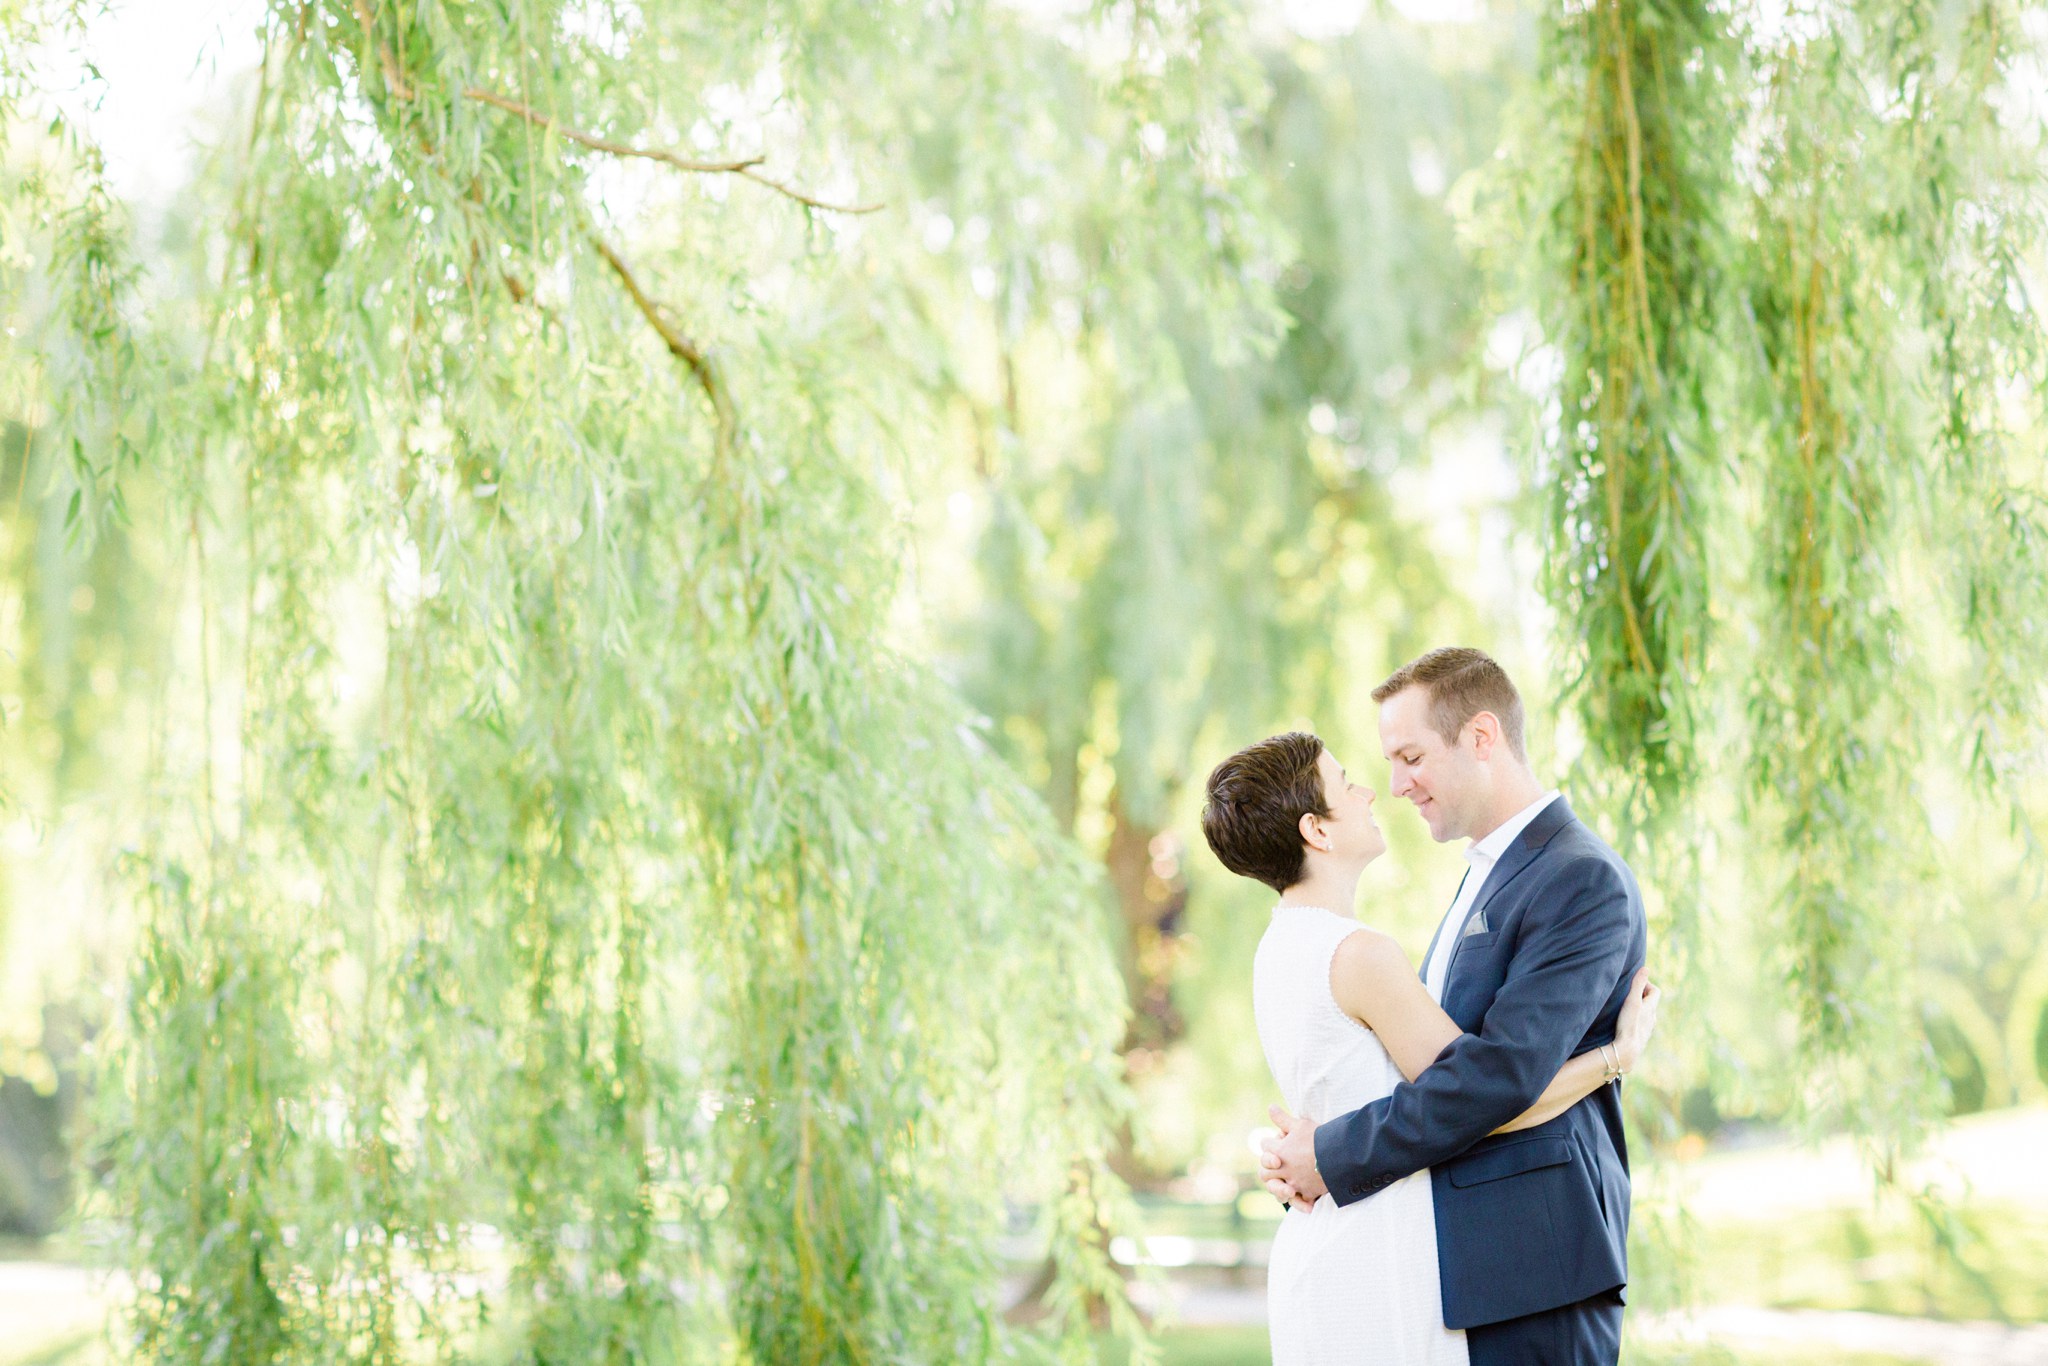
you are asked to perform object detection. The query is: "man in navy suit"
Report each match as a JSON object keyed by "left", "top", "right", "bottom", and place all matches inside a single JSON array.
[{"left": 1260, "top": 647, "right": 1648, "bottom": 1364}]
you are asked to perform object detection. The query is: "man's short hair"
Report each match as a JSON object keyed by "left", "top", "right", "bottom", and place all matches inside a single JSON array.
[
  {"left": 1372, "top": 647, "right": 1527, "bottom": 760},
  {"left": 1200, "top": 731, "right": 1329, "bottom": 894}
]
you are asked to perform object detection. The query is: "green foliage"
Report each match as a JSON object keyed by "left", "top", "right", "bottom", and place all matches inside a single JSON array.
[
  {"left": 1525, "top": 0, "right": 1733, "bottom": 833},
  {"left": 959, "top": 20, "right": 1503, "bottom": 832},
  {"left": 1732, "top": 0, "right": 2048, "bottom": 1135},
  {"left": 5, "top": 0, "right": 2047, "bottom": 1351},
  {"left": 2, "top": 1, "right": 1293, "bottom": 1360},
  {"left": 1742, "top": 48, "right": 1926, "bottom": 1109},
  {"left": 1508, "top": 0, "right": 1739, "bottom": 1193},
  {"left": 1503, "top": 0, "right": 2048, "bottom": 1148},
  {"left": 1478, "top": 0, "right": 2048, "bottom": 1315},
  {"left": 949, "top": 21, "right": 1508, "bottom": 1094}
]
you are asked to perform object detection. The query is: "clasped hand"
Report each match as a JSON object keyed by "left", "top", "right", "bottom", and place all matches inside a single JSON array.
[{"left": 1260, "top": 1104, "right": 1326, "bottom": 1210}]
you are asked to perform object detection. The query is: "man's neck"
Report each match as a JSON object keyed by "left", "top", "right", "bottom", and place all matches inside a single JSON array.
[
  {"left": 1465, "top": 771, "right": 1548, "bottom": 844},
  {"left": 1279, "top": 865, "right": 1362, "bottom": 919}
]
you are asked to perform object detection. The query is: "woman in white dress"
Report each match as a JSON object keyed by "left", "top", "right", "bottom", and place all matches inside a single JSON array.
[{"left": 1200, "top": 732, "right": 1659, "bottom": 1366}]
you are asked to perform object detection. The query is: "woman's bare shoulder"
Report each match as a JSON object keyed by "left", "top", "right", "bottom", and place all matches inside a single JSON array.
[
  {"left": 1328, "top": 925, "right": 1421, "bottom": 1025},
  {"left": 1330, "top": 924, "right": 1415, "bottom": 983}
]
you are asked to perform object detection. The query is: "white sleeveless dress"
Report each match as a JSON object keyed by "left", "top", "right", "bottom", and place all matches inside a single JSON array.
[{"left": 1254, "top": 904, "right": 1468, "bottom": 1366}]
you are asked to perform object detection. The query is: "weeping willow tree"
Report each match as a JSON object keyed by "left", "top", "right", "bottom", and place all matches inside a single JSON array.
[
  {"left": 1738, "top": 0, "right": 2048, "bottom": 1136},
  {"left": 1515, "top": 0, "right": 2048, "bottom": 1200},
  {"left": 4, "top": 1, "right": 1283, "bottom": 1360},
  {"left": 0, "top": 0, "right": 182, "bottom": 1240},
  {"left": 951, "top": 19, "right": 1515, "bottom": 1112}
]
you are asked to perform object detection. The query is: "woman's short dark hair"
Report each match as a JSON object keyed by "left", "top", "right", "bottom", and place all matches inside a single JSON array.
[{"left": 1200, "top": 731, "right": 1330, "bottom": 893}]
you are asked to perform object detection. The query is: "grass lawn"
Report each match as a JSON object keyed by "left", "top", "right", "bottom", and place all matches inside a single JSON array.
[
  {"left": 1100, "top": 1325, "right": 1270, "bottom": 1365},
  {"left": 1686, "top": 1201, "right": 2048, "bottom": 1321}
]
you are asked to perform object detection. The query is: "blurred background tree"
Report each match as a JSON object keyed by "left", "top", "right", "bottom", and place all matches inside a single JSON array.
[{"left": 943, "top": 14, "right": 1520, "bottom": 1150}]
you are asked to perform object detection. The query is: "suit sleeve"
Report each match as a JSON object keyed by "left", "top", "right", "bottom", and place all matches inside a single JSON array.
[{"left": 1313, "top": 853, "right": 1636, "bottom": 1207}]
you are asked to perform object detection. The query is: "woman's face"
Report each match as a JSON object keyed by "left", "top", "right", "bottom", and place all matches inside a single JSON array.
[{"left": 1309, "top": 749, "right": 1386, "bottom": 866}]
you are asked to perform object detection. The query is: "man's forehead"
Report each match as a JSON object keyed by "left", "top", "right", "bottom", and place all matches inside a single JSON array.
[{"left": 1377, "top": 694, "right": 1433, "bottom": 748}]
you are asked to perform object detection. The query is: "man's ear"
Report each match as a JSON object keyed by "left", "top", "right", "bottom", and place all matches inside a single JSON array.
[{"left": 1468, "top": 710, "right": 1503, "bottom": 760}]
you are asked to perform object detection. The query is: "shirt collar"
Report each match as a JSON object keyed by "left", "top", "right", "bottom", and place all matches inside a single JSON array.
[{"left": 1464, "top": 790, "right": 1562, "bottom": 867}]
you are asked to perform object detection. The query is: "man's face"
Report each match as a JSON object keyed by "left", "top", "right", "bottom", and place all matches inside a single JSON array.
[{"left": 1378, "top": 687, "right": 1484, "bottom": 843}]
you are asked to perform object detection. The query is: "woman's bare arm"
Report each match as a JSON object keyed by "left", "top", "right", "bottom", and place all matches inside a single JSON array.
[
  {"left": 1329, "top": 931, "right": 1657, "bottom": 1135},
  {"left": 1494, "top": 1047, "right": 1616, "bottom": 1132}
]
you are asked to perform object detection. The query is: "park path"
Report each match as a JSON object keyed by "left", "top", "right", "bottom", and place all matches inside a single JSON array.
[
  {"left": 1645, "top": 1106, "right": 2048, "bottom": 1218},
  {"left": 0, "top": 1258, "right": 106, "bottom": 1360},
  {"left": 1141, "top": 1279, "right": 2048, "bottom": 1363},
  {"left": 1646, "top": 1306, "right": 2048, "bottom": 1364}
]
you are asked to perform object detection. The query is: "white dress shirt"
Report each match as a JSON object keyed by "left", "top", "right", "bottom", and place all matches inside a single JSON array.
[{"left": 1422, "top": 790, "right": 1561, "bottom": 1003}]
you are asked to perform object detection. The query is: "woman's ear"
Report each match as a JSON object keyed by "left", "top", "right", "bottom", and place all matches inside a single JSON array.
[{"left": 1298, "top": 810, "right": 1325, "bottom": 853}]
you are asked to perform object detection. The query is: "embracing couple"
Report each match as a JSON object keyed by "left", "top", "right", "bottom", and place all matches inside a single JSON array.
[{"left": 1200, "top": 647, "right": 1660, "bottom": 1365}]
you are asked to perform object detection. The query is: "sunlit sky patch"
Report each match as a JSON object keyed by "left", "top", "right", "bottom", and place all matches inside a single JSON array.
[{"left": 62, "top": 0, "right": 1488, "bottom": 208}]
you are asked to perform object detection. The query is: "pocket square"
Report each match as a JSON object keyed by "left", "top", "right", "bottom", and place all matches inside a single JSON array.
[{"left": 1459, "top": 912, "right": 1489, "bottom": 938}]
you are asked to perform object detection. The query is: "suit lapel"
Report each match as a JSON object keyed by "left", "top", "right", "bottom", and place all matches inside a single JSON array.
[{"left": 1444, "top": 796, "right": 1576, "bottom": 987}]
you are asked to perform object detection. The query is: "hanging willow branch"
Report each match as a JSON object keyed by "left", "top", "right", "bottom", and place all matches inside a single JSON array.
[
  {"left": 1884, "top": 0, "right": 2048, "bottom": 815},
  {"left": 1532, "top": 0, "right": 1732, "bottom": 837},
  {"left": 1745, "top": 109, "right": 1915, "bottom": 1073},
  {"left": 588, "top": 230, "right": 736, "bottom": 436},
  {"left": 1518, "top": 2, "right": 1738, "bottom": 1217},
  {"left": 464, "top": 87, "right": 885, "bottom": 215},
  {"left": 1728, "top": 0, "right": 2048, "bottom": 1152}
]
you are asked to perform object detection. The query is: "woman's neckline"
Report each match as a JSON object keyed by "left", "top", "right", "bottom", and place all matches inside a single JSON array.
[{"left": 1272, "top": 902, "right": 1353, "bottom": 919}]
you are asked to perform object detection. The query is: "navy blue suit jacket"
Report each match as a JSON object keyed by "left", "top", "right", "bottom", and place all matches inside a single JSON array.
[{"left": 1311, "top": 797, "right": 1646, "bottom": 1330}]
